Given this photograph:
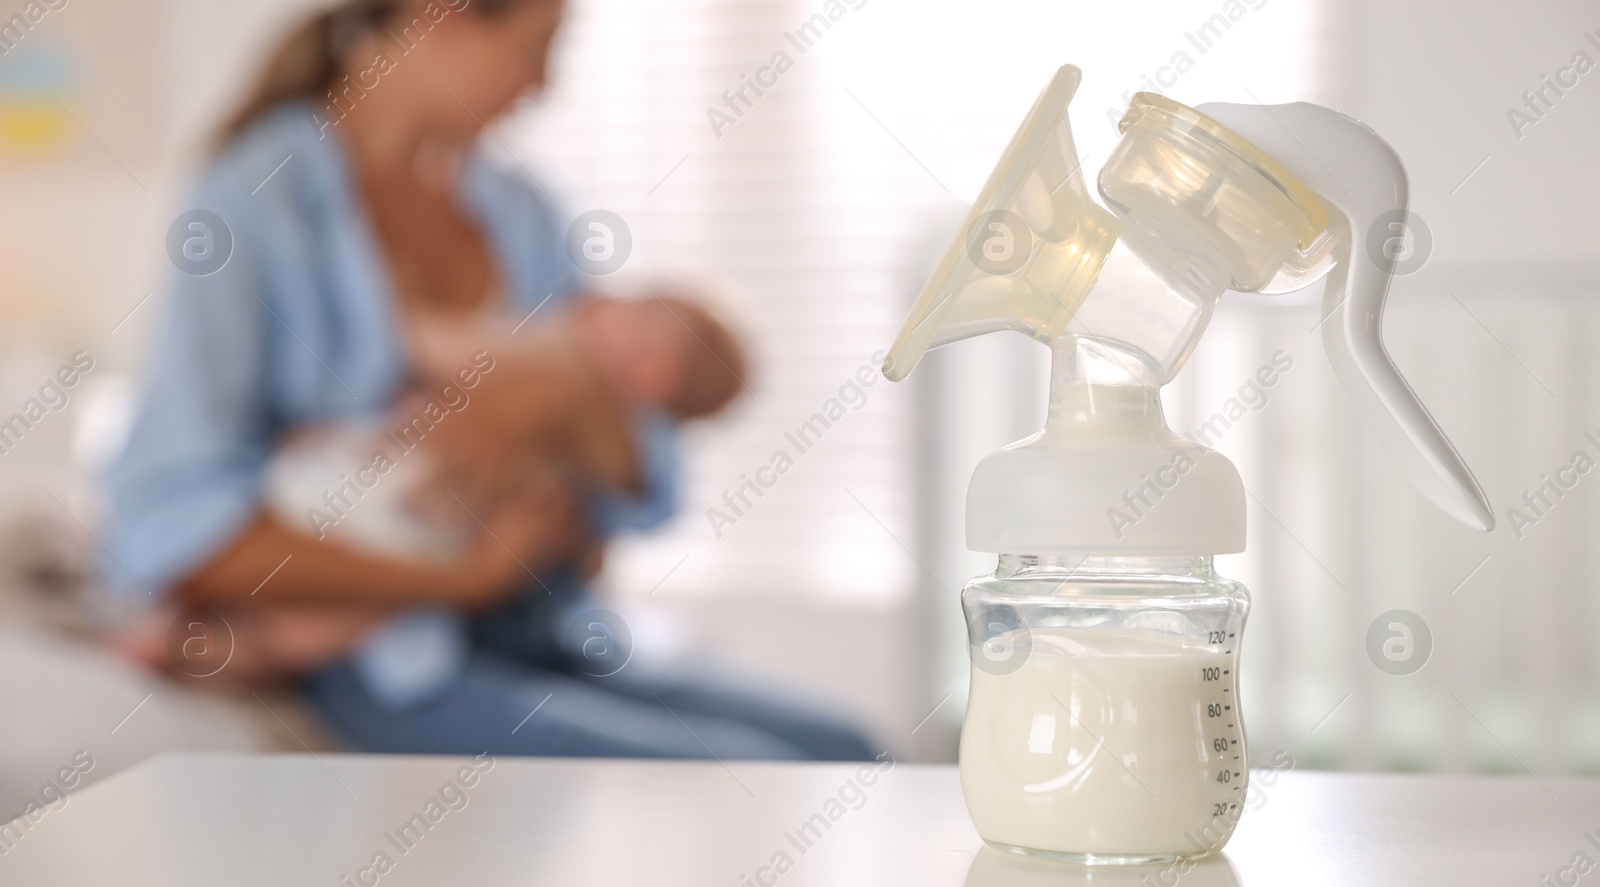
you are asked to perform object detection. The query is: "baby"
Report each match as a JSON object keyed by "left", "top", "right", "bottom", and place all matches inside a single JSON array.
[
  {"left": 271, "top": 293, "right": 741, "bottom": 545},
  {"left": 258, "top": 291, "right": 745, "bottom": 703},
  {"left": 569, "top": 292, "right": 745, "bottom": 420}
]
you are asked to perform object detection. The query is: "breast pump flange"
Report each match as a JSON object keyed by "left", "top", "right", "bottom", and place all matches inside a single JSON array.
[{"left": 883, "top": 66, "right": 1493, "bottom": 863}]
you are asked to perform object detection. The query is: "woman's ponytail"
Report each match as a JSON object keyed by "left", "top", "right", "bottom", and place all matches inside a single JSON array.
[
  {"left": 213, "top": 0, "right": 536, "bottom": 148},
  {"left": 213, "top": 0, "right": 402, "bottom": 146}
]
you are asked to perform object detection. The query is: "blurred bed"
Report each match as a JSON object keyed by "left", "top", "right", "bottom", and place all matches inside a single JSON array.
[{"left": 0, "top": 498, "right": 337, "bottom": 819}]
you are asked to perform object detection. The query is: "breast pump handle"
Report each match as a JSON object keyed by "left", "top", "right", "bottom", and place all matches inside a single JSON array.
[{"left": 1196, "top": 102, "right": 1495, "bottom": 532}]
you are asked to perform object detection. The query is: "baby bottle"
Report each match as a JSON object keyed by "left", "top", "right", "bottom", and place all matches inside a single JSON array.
[
  {"left": 956, "top": 339, "right": 1252, "bottom": 864},
  {"left": 882, "top": 65, "right": 1494, "bottom": 863},
  {"left": 962, "top": 555, "right": 1248, "bottom": 862}
]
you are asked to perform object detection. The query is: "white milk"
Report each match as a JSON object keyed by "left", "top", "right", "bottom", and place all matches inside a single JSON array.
[{"left": 960, "top": 630, "right": 1245, "bottom": 859}]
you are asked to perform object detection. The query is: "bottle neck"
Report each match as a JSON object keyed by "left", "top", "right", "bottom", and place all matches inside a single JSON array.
[
  {"left": 995, "top": 553, "right": 1217, "bottom": 581},
  {"left": 1045, "top": 336, "right": 1168, "bottom": 434}
]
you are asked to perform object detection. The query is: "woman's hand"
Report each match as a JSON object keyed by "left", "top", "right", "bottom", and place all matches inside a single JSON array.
[
  {"left": 439, "top": 468, "right": 590, "bottom": 609},
  {"left": 121, "top": 478, "right": 589, "bottom": 683},
  {"left": 400, "top": 309, "right": 644, "bottom": 516},
  {"left": 113, "top": 600, "right": 394, "bottom": 684},
  {"left": 395, "top": 383, "right": 546, "bottom": 523}
]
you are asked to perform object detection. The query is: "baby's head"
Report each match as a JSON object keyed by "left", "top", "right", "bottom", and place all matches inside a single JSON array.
[{"left": 573, "top": 293, "right": 746, "bottom": 418}]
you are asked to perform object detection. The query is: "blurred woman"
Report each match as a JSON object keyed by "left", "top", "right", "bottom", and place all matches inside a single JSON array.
[{"left": 104, "top": 0, "right": 873, "bottom": 761}]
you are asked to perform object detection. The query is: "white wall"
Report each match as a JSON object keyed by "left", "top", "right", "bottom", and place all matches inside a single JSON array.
[{"left": 1332, "top": 0, "right": 1600, "bottom": 273}]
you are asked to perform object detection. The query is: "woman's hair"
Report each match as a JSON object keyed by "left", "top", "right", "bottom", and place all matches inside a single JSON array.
[{"left": 214, "top": 0, "right": 528, "bottom": 146}]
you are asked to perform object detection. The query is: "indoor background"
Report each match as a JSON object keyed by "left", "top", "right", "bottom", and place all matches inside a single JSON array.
[{"left": 1, "top": 0, "right": 1596, "bottom": 811}]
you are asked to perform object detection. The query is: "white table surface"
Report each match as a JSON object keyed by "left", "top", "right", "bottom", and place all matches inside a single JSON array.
[{"left": 4, "top": 753, "right": 1596, "bottom": 886}]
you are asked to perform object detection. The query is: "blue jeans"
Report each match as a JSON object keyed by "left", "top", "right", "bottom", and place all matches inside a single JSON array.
[{"left": 302, "top": 590, "right": 877, "bottom": 761}]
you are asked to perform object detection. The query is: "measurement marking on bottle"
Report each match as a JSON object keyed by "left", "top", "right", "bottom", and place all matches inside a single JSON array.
[{"left": 1225, "top": 705, "right": 1231, "bottom": 711}]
